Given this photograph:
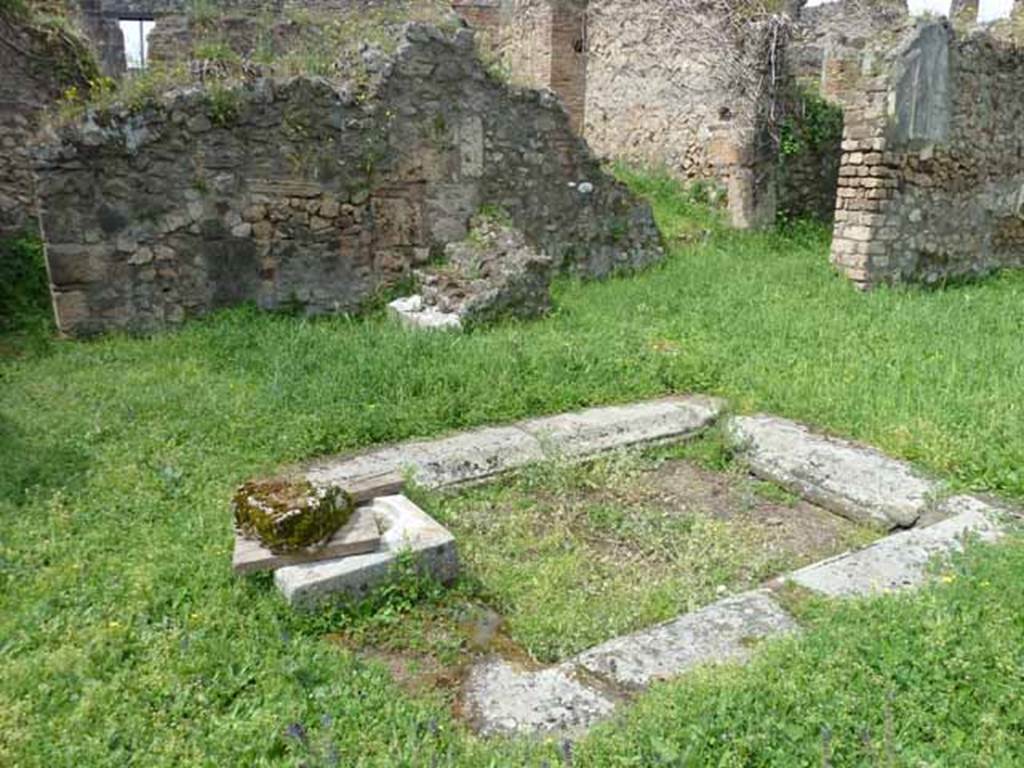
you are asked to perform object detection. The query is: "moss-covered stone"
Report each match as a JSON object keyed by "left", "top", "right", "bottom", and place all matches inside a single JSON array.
[{"left": 232, "top": 478, "right": 353, "bottom": 553}]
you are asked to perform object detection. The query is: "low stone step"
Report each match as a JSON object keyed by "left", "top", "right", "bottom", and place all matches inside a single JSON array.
[
  {"left": 306, "top": 426, "right": 547, "bottom": 489},
  {"left": 573, "top": 590, "right": 798, "bottom": 689},
  {"left": 788, "top": 495, "right": 1006, "bottom": 597},
  {"left": 461, "top": 659, "right": 616, "bottom": 737},
  {"left": 304, "top": 396, "right": 722, "bottom": 491},
  {"left": 274, "top": 495, "right": 458, "bottom": 607},
  {"left": 726, "top": 415, "right": 939, "bottom": 530},
  {"left": 519, "top": 395, "right": 723, "bottom": 459}
]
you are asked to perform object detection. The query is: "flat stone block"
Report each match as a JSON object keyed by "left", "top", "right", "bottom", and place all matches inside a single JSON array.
[
  {"left": 306, "top": 426, "right": 545, "bottom": 489},
  {"left": 520, "top": 395, "right": 722, "bottom": 459},
  {"left": 274, "top": 495, "right": 458, "bottom": 606},
  {"left": 306, "top": 397, "right": 722, "bottom": 493},
  {"left": 788, "top": 495, "right": 1004, "bottom": 598},
  {"left": 462, "top": 659, "right": 615, "bottom": 737},
  {"left": 388, "top": 295, "right": 462, "bottom": 331},
  {"left": 726, "top": 415, "right": 938, "bottom": 530},
  {"left": 573, "top": 590, "right": 798, "bottom": 689}
]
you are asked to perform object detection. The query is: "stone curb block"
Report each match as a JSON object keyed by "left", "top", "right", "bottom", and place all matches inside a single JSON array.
[
  {"left": 462, "top": 660, "right": 616, "bottom": 737},
  {"left": 519, "top": 395, "right": 723, "bottom": 459},
  {"left": 573, "top": 589, "right": 798, "bottom": 689},
  {"left": 305, "top": 396, "right": 723, "bottom": 491},
  {"left": 788, "top": 494, "right": 1006, "bottom": 597},
  {"left": 726, "top": 414, "right": 938, "bottom": 530}
]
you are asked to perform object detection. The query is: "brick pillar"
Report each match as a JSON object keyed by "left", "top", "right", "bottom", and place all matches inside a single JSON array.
[
  {"left": 450, "top": 0, "right": 503, "bottom": 37},
  {"left": 824, "top": 48, "right": 899, "bottom": 289}
]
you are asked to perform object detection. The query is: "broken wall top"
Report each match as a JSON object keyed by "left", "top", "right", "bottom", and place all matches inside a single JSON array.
[{"left": 35, "top": 22, "right": 662, "bottom": 336}]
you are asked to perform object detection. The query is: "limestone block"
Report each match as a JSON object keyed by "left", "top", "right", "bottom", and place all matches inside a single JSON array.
[
  {"left": 520, "top": 395, "right": 722, "bottom": 459},
  {"left": 305, "top": 425, "right": 545, "bottom": 490},
  {"left": 788, "top": 495, "right": 1006, "bottom": 597},
  {"left": 275, "top": 495, "right": 458, "bottom": 606},
  {"left": 306, "top": 396, "right": 720, "bottom": 493},
  {"left": 461, "top": 660, "right": 615, "bottom": 737},
  {"left": 726, "top": 415, "right": 938, "bottom": 529},
  {"left": 574, "top": 590, "right": 797, "bottom": 689},
  {"left": 387, "top": 295, "right": 463, "bottom": 331}
]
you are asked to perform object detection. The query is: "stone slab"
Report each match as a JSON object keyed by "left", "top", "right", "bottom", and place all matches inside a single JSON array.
[
  {"left": 305, "top": 396, "right": 723, "bottom": 492},
  {"left": 461, "top": 659, "right": 616, "bottom": 737},
  {"left": 274, "top": 495, "right": 458, "bottom": 606},
  {"left": 520, "top": 395, "right": 723, "bottom": 459},
  {"left": 726, "top": 415, "right": 938, "bottom": 530},
  {"left": 305, "top": 426, "right": 546, "bottom": 490},
  {"left": 232, "top": 505, "right": 380, "bottom": 574},
  {"left": 788, "top": 495, "right": 1005, "bottom": 598},
  {"left": 573, "top": 590, "right": 798, "bottom": 689},
  {"left": 388, "top": 295, "right": 462, "bottom": 331}
]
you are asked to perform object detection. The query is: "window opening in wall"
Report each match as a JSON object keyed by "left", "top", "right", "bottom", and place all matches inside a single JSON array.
[
  {"left": 978, "top": 0, "right": 1014, "bottom": 23},
  {"left": 119, "top": 19, "right": 156, "bottom": 71}
]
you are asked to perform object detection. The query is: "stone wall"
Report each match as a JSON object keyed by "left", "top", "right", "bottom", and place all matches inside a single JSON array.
[
  {"left": 0, "top": 10, "right": 96, "bottom": 238},
  {"left": 830, "top": 21, "right": 1024, "bottom": 286},
  {"left": 774, "top": 0, "right": 911, "bottom": 224},
  {"left": 35, "top": 24, "right": 662, "bottom": 336},
  {"left": 584, "top": 0, "right": 779, "bottom": 228},
  {"left": 452, "top": 1, "right": 586, "bottom": 133},
  {"left": 789, "top": 0, "right": 909, "bottom": 82}
]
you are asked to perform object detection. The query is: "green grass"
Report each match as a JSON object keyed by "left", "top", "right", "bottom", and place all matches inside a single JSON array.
[
  {"left": 416, "top": 448, "right": 876, "bottom": 663},
  {"left": 2, "top": 171, "right": 1024, "bottom": 764}
]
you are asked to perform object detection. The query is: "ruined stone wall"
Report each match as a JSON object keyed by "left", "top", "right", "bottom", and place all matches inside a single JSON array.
[
  {"left": 0, "top": 12, "right": 96, "bottom": 238},
  {"left": 584, "top": 0, "right": 726, "bottom": 182},
  {"left": 35, "top": 24, "right": 661, "bottom": 336},
  {"left": 76, "top": 0, "right": 126, "bottom": 76},
  {"left": 584, "top": 0, "right": 780, "bottom": 228},
  {"left": 790, "top": 0, "right": 908, "bottom": 81},
  {"left": 773, "top": 0, "right": 910, "bottom": 223},
  {"left": 494, "top": 1, "right": 554, "bottom": 95},
  {"left": 452, "top": 1, "right": 585, "bottom": 132},
  {"left": 830, "top": 22, "right": 1024, "bottom": 286}
]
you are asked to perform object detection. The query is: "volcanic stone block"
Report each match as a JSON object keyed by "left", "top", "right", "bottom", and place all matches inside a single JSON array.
[{"left": 233, "top": 478, "right": 353, "bottom": 553}]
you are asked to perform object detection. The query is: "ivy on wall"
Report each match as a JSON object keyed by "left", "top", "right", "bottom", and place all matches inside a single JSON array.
[{"left": 779, "top": 89, "right": 844, "bottom": 159}]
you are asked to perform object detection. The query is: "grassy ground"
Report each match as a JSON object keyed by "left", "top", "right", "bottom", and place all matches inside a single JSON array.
[
  {"left": 415, "top": 443, "right": 877, "bottom": 663},
  {"left": 2, "top": 172, "right": 1024, "bottom": 765}
]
